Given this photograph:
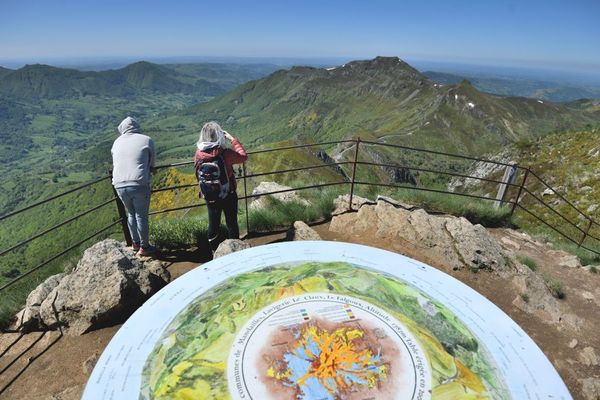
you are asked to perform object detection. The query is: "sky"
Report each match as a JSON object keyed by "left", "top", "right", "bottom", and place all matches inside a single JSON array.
[{"left": 1, "top": 0, "right": 599, "bottom": 75}]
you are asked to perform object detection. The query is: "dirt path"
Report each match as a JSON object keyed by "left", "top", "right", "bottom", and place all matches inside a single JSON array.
[{"left": 0, "top": 222, "right": 598, "bottom": 399}]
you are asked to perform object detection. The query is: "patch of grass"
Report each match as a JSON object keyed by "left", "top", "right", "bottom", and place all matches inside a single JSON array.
[
  {"left": 520, "top": 293, "right": 530, "bottom": 303},
  {"left": 541, "top": 272, "right": 565, "bottom": 299},
  {"left": 150, "top": 216, "right": 209, "bottom": 248},
  {"left": 246, "top": 196, "right": 329, "bottom": 232},
  {"left": 590, "top": 266, "right": 598, "bottom": 274},
  {"left": 517, "top": 255, "right": 538, "bottom": 271}
]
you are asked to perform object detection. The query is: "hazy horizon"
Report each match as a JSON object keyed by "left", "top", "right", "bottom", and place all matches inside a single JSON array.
[{"left": 2, "top": 54, "right": 600, "bottom": 87}]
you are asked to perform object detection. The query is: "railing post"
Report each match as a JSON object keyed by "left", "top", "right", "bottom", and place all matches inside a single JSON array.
[
  {"left": 495, "top": 162, "right": 517, "bottom": 208},
  {"left": 242, "top": 162, "right": 250, "bottom": 237},
  {"left": 348, "top": 138, "right": 361, "bottom": 211},
  {"left": 578, "top": 219, "right": 593, "bottom": 248},
  {"left": 108, "top": 169, "right": 132, "bottom": 246},
  {"left": 510, "top": 168, "right": 529, "bottom": 216}
]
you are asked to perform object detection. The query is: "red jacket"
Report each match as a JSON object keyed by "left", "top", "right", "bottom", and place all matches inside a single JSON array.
[{"left": 194, "top": 139, "right": 248, "bottom": 192}]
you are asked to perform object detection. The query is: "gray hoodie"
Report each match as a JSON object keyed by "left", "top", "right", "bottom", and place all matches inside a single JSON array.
[{"left": 111, "top": 117, "right": 155, "bottom": 188}]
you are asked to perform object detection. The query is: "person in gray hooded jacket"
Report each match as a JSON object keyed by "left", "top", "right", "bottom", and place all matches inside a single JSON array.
[{"left": 111, "top": 116, "right": 156, "bottom": 256}]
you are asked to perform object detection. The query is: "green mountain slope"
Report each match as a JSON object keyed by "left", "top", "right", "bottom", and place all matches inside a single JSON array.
[
  {"left": 424, "top": 71, "right": 600, "bottom": 103},
  {"left": 176, "top": 57, "right": 598, "bottom": 156},
  {"left": 0, "top": 62, "right": 223, "bottom": 100},
  {"left": 0, "top": 66, "right": 12, "bottom": 79}
]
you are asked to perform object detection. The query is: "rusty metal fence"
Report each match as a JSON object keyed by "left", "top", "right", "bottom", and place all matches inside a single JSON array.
[{"left": 1, "top": 138, "right": 599, "bottom": 295}]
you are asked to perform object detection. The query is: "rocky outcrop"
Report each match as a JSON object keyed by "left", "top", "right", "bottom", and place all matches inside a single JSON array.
[
  {"left": 510, "top": 263, "right": 583, "bottom": 330},
  {"left": 213, "top": 239, "right": 251, "bottom": 258},
  {"left": 330, "top": 200, "right": 508, "bottom": 272},
  {"left": 331, "top": 194, "right": 375, "bottom": 215},
  {"left": 16, "top": 273, "right": 66, "bottom": 331},
  {"left": 17, "top": 239, "right": 170, "bottom": 335},
  {"left": 250, "top": 181, "right": 310, "bottom": 210},
  {"left": 286, "top": 221, "right": 321, "bottom": 241}
]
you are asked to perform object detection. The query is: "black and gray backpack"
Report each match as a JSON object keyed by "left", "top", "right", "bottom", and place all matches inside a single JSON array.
[{"left": 195, "top": 154, "right": 230, "bottom": 203}]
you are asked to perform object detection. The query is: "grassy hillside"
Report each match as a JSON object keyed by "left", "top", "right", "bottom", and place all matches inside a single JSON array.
[
  {"left": 174, "top": 57, "right": 598, "bottom": 153},
  {"left": 450, "top": 127, "right": 600, "bottom": 261},
  {"left": 424, "top": 71, "right": 600, "bottom": 102}
]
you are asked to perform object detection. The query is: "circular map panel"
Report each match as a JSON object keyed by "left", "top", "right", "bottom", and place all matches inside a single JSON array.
[
  {"left": 82, "top": 241, "right": 572, "bottom": 400},
  {"left": 229, "top": 293, "right": 431, "bottom": 399}
]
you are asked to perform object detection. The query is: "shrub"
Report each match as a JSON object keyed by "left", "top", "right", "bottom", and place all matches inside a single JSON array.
[
  {"left": 517, "top": 255, "right": 538, "bottom": 271},
  {"left": 541, "top": 273, "right": 565, "bottom": 299}
]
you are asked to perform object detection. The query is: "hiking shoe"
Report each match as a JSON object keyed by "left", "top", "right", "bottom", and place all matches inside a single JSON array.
[
  {"left": 132, "top": 243, "right": 141, "bottom": 252},
  {"left": 137, "top": 245, "right": 157, "bottom": 257}
]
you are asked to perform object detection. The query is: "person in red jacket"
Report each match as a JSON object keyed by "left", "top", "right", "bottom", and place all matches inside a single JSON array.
[{"left": 194, "top": 121, "right": 248, "bottom": 251}]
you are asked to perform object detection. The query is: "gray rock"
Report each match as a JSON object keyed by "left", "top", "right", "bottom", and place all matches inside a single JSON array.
[
  {"left": 250, "top": 182, "right": 310, "bottom": 210},
  {"left": 213, "top": 239, "right": 250, "bottom": 259},
  {"left": 550, "top": 250, "right": 582, "bottom": 268},
  {"left": 330, "top": 200, "right": 507, "bottom": 272},
  {"left": 569, "top": 339, "right": 578, "bottom": 349},
  {"left": 500, "top": 237, "right": 521, "bottom": 250},
  {"left": 18, "top": 273, "right": 65, "bottom": 331},
  {"left": 331, "top": 194, "right": 374, "bottom": 215},
  {"left": 35, "top": 239, "right": 170, "bottom": 335},
  {"left": 578, "top": 186, "right": 593, "bottom": 193},
  {"left": 579, "top": 347, "right": 599, "bottom": 366},
  {"left": 511, "top": 268, "right": 582, "bottom": 330},
  {"left": 587, "top": 204, "right": 598, "bottom": 213},
  {"left": 445, "top": 217, "right": 506, "bottom": 271},
  {"left": 580, "top": 377, "right": 600, "bottom": 400},
  {"left": 541, "top": 188, "right": 554, "bottom": 196},
  {"left": 287, "top": 221, "right": 321, "bottom": 241}
]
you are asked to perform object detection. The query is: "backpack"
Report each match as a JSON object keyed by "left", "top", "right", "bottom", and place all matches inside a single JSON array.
[{"left": 195, "top": 154, "right": 230, "bottom": 203}]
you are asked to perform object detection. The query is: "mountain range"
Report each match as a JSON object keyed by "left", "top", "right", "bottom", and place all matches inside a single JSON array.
[
  {"left": 158, "top": 57, "right": 599, "bottom": 164},
  {"left": 424, "top": 71, "right": 600, "bottom": 103}
]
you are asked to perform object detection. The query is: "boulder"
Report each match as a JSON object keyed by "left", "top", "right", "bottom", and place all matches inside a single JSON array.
[
  {"left": 331, "top": 194, "right": 374, "bottom": 215},
  {"left": 330, "top": 200, "right": 507, "bottom": 272},
  {"left": 17, "top": 273, "right": 66, "bottom": 331},
  {"left": 27, "top": 239, "right": 170, "bottom": 335},
  {"left": 511, "top": 270, "right": 582, "bottom": 330},
  {"left": 213, "top": 239, "right": 251, "bottom": 259},
  {"left": 250, "top": 182, "right": 310, "bottom": 210},
  {"left": 287, "top": 221, "right": 321, "bottom": 241},
  {"left": 579, "top": 347, "right": 599, "bottom": 366}
]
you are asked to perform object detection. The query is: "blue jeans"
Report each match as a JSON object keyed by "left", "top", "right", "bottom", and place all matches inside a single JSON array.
[{"left": 116, "top": 185, "right": 151, "bottom": 248}]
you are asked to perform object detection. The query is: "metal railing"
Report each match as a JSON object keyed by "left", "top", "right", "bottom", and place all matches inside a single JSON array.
[{"left": 1, "top": 138, "right": 599, "bottom": 295}]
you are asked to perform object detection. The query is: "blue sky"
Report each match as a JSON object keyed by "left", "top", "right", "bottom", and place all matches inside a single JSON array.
[{"left": 1, "top": 0, "right": 599, "bottom": 72}]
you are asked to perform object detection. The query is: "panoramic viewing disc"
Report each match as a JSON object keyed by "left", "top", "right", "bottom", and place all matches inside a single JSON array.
[
  {"left": 228, "top": 293, "right": 431, "bottom": 399},
  {"left": 82, "top": 241, "right": 572, "bottom": 400}
]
